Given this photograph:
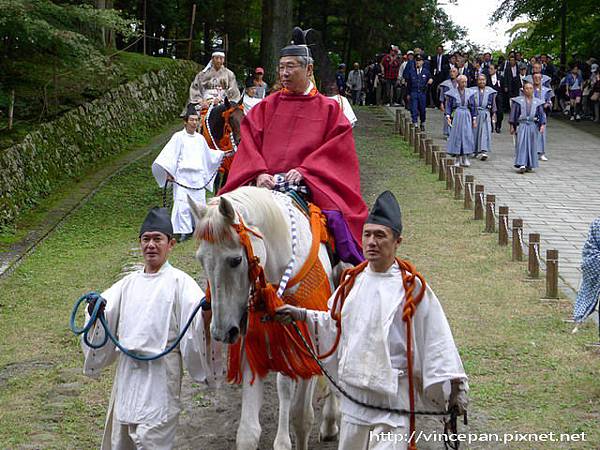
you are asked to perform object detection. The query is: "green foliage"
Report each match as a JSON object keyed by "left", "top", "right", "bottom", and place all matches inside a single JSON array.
[{"left": 494, "top": 0, "right": 600, "bottom": 60}]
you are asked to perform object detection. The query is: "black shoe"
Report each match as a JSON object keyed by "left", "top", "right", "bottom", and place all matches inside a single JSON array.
[
  {"left": 420, "top": 123, "right": 426, "bottom": 131},
  {"left": 177, "top": 233, "right": 192, "bottom": 243}
]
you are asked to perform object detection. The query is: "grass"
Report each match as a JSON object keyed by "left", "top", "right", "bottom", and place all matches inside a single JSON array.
[
  {"left": 0, "top": 52, "right": 177, "bottom": 149},
  {"left": 0, "top": 107, "right": 598, "bottom": 448},
  {"left": 356, "top": 107, "right": 600, "bottom": 448}
]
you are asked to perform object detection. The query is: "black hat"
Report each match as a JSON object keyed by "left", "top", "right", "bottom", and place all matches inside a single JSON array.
[
  {"left": 181, "top": 103, "right": 200, "bottom": 119},
  {"left": 245, "top": 78, "right": 256, "bottom": 88},
  {"left": 280, "top": 26, "right": 312, "bottom": 58},
  {"left": 365, "top": 191, "right": 402, "bottom": 235},
  {"left": 139, "top": 207, "right": 173, "bottom": 239},
  {"left": 415, "top": 54, "right": 423, "bottom": 61}
]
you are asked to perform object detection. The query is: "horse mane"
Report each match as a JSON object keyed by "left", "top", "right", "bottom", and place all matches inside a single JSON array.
[{"left": 195, "top": 187, "right": 289, "bottom": 246}]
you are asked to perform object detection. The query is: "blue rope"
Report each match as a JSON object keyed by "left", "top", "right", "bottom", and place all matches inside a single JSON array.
[{"left": 69, "top": 292, "right": 206, "bottom": 361}]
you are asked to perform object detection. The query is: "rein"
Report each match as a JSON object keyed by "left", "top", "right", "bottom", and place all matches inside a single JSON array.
[
  {"left": 289, "top": 258, "right": 466, "bottom": 450},
  {"left": 70, "top": 292, "right": 207, "bottom": 361}
]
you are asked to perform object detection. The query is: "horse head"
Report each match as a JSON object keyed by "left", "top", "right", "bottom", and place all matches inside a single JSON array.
[
  {"left": 206, "top": 97, "right": 244, "bottom": 149},
  {"left": 188, "top": 191, "right": 274, "bottom": 344}
]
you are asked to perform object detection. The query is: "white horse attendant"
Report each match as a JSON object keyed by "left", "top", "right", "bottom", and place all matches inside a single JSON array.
[{"left": 188, "top": 186, "right": 340, "bottom": 450}]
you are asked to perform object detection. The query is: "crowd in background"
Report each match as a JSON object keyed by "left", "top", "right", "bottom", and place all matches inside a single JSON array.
[{"left": 336, "top": 46, "right": 600, "bottom": 123}]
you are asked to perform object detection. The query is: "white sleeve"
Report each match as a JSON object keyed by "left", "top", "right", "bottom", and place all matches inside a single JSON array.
[
  {"left": 81, "top": 279, "right": 124, "bottom": 378},
  {"left": 152, "top": 132, "right": 182, "bottom": 187},
  {"left": 179, "top": 277, "right": 223, "bottom": 385},
  {"left": 340, "top": 96, "right": 358, "bottom": 127},
  {"left": 201, "top": 137, "right": 225, "bottom": 193}
]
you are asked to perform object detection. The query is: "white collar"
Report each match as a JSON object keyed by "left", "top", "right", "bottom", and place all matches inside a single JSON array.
[{"left": 303, "top": 81, "right": 315, "bottom": 95}]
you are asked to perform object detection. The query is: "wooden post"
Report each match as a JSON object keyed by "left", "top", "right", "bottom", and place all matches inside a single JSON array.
[
  {"left": 419, "top": 133, "right": 428, "bottom": 159},
  {"left": 432, "top": 146, "right": 442, "bottom": 174},
  {"left": 403, "top": 118, "right": 411, "bottom": 141},
  {"left": 528, "top": 233, "right": 541, "bottom": 279},
  {"left": 454, "top": 167, "right": 463, "bottom": 199},
  {"left": 485, "top": 194, "right": 496, "bottom": 232},
  {"left": 143, "top": 0, "right": 147, "bottom": 56},
  {"left": 413, "top": 131, "right": 421, "bottom": 153},
  {"left": 464, "top": 175, "right": 474, "bottom": 210},
  {"left": 438, "top": 155, "right": 446, "bottom": 181},
  {"left": 408, "top": 124, "right": 415, "bottom": 147},
  {"left": 498, "top": 206, "right": 509, "bottom": 245},
  {"left": 545, "top": 249, "right": 559, "bottom": 299},
  {"left": 187, "top": 4, "right": 197, "bottom": 60},
  {"left": 8, "top": 89, "right": 15, "bottom": 130},
  {"left": 512, "top": 219, "right": 524, "bottom": 261},
  {"left": 474, "top": 185, "right": 484, "bottom": 220},
  {"left": 395, "top": 109, "right": 400, "bottom": 134},
  {"left": 445, "top": 159, "right": 455, "bottom": 190},
  {"left": 425, "top": 140, "right": 433, "bottom": 165}
]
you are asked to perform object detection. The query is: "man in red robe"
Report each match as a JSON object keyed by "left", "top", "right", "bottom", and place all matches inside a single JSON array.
[{"left": 220, "top": 28, "right": 367, "bottom": 264}]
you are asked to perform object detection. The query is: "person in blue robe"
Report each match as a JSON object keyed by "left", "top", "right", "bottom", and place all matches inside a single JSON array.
[
  {"left": 445, "top": 75, "right": 476, "bottom": 167},
  {"left": 532, "top": 72, "right": 554, "bottom": 161},
  {"left": 522, "top": 61, "right": 552, "bottom": 88},
  {"left": 470, "top": 74, "right": 497, "bottom": 161},
  {"left": 509, "top": 81, "right": 546, "bottom": 173},
  {"left": 438, "top": 67, "right": 458, "bottom": 137}
]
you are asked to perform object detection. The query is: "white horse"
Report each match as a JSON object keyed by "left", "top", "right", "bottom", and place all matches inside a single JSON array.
[{"left": 188, "top": 186, "right": 340, "bottom": 450}]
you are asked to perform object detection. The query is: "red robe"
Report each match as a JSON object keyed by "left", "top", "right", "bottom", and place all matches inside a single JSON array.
[{"left": 220, "top": 90, "right": 368, "bottom": 245}]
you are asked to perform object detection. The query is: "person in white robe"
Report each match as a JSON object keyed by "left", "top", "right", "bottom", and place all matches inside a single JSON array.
[
  {"left": 329, "top": 92, "right": 358, "bottom": 127},
  {"left": 277, "top": 191, "right": 468, "bottom": 450},
  {"left": 188, "top": 49, "right": 241, "bottom": 107},
  {"left": 152, "top": 104, "right": 226, "bottom": 241},
  {"left": 242, "top": 80, "right": 263, "bottom": 114},
  {"left": 81, "top": 207, "right": 220, "bottom": 450}
]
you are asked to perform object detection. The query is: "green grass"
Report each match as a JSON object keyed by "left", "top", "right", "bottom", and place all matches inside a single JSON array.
[
  {"left": 356, "top": 107, "right": 600, "bottom": 448},
  {"left": 0, "top": 52, "right": 177, "bottom": 149},
  {"left": 0, "top": 107, "right": 598, "bottom": 448},
  {"left": 0, "top": 120, "right": 182, "bottom": 250}
]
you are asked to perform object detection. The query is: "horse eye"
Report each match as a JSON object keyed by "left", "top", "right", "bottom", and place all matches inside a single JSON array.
[{"left": 228, "top": 256, "right": 243, "bottom": 268}]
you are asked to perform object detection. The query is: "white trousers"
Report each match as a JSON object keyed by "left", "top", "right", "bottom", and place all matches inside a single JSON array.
[
  {"left": 339, "top": 417, "right": 408, "bottom": 450},
  {"left": 171, "top": 184, "right": 207, "bottom": 234}
]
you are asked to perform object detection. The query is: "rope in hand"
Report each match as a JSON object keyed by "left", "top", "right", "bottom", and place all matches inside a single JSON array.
[
  {"left": 69, "top": 292, "right": 206, "bottom": 361},
  {"left": 288, "top": 312, "right": 465, "bottom": 450},
  {"left": 161, "top": 168, "right": 221, "bottom": 208}
]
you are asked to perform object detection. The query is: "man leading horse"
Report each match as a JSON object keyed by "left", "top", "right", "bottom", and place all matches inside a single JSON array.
[{"left": 219, "top": 27, "right": 368, "bottom": 266}]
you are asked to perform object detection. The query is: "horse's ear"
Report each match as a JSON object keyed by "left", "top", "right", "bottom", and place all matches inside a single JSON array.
[
  {"left": 188, "top": 195, "right": 208, "bottom": 222},
  {"left": 218, "top": 197, "right": 236, "bottom": 223},
  {"left": 224, "top": 96, "right": 231, "bottom": 109}
]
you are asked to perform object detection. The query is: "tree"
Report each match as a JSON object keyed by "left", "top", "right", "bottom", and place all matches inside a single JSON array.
[{"left": 0, "top": 0, "right": 136, "bottom": 126}]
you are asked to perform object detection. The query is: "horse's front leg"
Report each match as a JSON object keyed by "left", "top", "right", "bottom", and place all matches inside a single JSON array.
[
  {"left": 237, "top": 363, "right": 264, "bottom": 450},
  {"left": 319, "top": 384, "right": 340, "bottom": 442},
  {"left": 273, "top": 373, "right": 296, "bottom": 450},
  {"left": 290, "top": 377, "right": 317, "bottom": 450}
]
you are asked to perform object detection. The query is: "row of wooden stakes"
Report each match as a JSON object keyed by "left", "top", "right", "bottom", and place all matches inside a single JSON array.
[{"left": 394, "top": 109, "right": 561, "bottom": 300}]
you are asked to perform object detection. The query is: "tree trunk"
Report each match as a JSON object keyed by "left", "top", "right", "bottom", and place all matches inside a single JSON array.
[
  {"left": 8, "top": 89, "right": 15, "bottom": 131},
  {"left": 260, "top": 0, "right": 293, "bottom": 86},
  {"left": 560, "top": 0, "right": 567, "bottom": 71}
]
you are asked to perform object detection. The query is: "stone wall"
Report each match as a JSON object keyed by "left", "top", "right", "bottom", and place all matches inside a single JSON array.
[{"left": 0, "top": 60, "right": 199, "bottom": 229}]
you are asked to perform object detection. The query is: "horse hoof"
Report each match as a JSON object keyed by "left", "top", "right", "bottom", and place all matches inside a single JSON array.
[{"left": 319, "top": 432, "right": 339, "bottom": 442}]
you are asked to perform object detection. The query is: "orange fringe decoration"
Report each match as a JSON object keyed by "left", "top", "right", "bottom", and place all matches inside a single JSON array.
[{"left": 226, "top": 205, "right": 331, "bottom": 385}]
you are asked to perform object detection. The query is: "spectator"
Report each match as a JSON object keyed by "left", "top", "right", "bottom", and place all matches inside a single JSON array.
[
  {"left": 336, "top": 64, "right": 347, "bottom": 96},
  {"left": 252, "top": 67, "right": 268, "bottom": 99},
  {"left": 591, "top": 67, "right": 600, "bottom": 122},
  {"left": 381, "top": 45, "right": 401, "bottom": 105},
  {"left": 565, "top": 63, "right": 584, "bottom": 121},
  {"left": 347, "top": 62, "right": 365, "bottom": 106}
]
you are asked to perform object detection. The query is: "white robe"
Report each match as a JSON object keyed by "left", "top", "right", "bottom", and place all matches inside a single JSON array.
[
  {"left": 82, "top": 262, "right": 221, "bottom": 449},
  {"left": 306, "top": 262, "right": 467, "bottom": 428},
  {"left": 328, "top": 94, "right": 358, "bottom": 127},
  {"left": 152, "top": 129, "right": 224, "bottom": 234}
]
